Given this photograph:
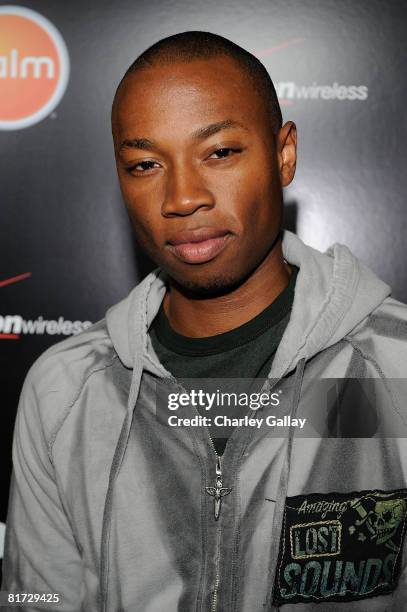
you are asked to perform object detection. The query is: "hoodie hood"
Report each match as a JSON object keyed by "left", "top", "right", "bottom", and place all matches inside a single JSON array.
[{"left": 106, "top": 230, "right": 391, "bottom": 380}]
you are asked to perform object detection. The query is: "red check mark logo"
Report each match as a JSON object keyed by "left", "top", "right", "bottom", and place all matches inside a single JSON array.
[
  {"left": 255, "top": 38, "right": 305, "bottom": 58},
  {"left": 0, "top": 272, "right": 32, "bottom": 339},
  {"left": 254, "top": 38, "right": 305, "bottom": 106},
  {"left": 0, "top": 272, "right": 32, "bottom": 288}
]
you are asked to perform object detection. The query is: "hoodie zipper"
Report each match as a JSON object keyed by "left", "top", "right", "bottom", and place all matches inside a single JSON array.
[
  {"left": 166, "top": 377, "right": 230, "bottom": 611},
  {"left": 205, "top": 440, "right": 231, "bottom": 612},
  {"left": 206, "top": 454, "right": 232, "bottom": 520}
]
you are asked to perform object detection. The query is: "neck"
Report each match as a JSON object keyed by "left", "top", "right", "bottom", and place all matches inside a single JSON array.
[{"left": 163, "top": 238, "right": 291, "bottom": 337}]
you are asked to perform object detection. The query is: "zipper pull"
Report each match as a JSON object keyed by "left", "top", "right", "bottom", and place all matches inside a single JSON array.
[{"left": 205, "top": 456, "right": 232, "bottom": 520}]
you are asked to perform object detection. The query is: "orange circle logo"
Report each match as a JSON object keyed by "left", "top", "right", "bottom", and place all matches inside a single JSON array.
[{"left": 0, "top": 6, "right": 69, "bottom": 130}]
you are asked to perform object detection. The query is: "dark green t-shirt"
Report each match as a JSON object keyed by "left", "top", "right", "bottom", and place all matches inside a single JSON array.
[{"left": 150, "top": 267, "right": 298, "bottom": 454}]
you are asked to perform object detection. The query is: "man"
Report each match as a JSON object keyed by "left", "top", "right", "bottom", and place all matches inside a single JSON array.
[{"left": 3, "top": 31, "right": 407, "bottom": 611}]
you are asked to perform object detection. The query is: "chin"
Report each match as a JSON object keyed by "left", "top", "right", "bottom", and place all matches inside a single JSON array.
[{"left": 169, "top": 270, "right": 247, "bottom": 297}]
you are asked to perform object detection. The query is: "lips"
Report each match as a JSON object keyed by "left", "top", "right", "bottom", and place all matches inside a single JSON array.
[{"left": 167, "top": 227, "right": 232, "bottom": 264}]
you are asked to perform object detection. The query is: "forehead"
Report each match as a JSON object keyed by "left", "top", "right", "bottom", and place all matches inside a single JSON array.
[{"left": 113, "top": 56, "right": 267, "bottom": 140}]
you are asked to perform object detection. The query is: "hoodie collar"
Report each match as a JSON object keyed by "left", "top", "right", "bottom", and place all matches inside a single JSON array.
[
  {"left": 106, "top": 230, "right": 391, "bottom": 377},
  {"left": 269, "top": 232, "right": 390, "bottom": 378}
]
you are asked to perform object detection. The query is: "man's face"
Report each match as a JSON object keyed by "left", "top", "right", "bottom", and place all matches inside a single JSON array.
[{"left": 112, "top": 56, "right": 294, "bottom": 293}]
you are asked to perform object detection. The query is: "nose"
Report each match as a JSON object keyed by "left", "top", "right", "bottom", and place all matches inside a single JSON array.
[{"left": 161, "top": 163, "right": 215, "bottom": 217}]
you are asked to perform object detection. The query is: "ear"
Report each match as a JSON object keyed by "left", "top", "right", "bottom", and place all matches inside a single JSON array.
[{"left": 277, "top": 121, "right": 297, "bottom": 187}]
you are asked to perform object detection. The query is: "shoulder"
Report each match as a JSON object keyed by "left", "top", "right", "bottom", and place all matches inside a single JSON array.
[
  {"left": 368, "top": 296, "right": 407, "bottom": 327},
  {"left": 18, "top": 318, "right": 117, "bottom": 445},
  {"left": 344, "top": 297, "right": 407, "bottom": 377},
  {"left": 27, "top": 317, "right": 116, "bottom": 395}
]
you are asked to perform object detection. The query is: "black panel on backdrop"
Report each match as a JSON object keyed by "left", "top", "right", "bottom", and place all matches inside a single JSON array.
[{"left": 1, "top": 0, "right": 406, "bottom": 577}]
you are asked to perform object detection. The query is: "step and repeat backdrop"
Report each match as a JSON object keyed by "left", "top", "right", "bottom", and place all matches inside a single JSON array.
[{"left": 1, "top": 0, "right": 406, "bottom": 573}]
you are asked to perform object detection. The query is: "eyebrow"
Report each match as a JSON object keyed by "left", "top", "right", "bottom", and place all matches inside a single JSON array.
[
  {"left": 119, "top": 119, "right": 247, "bottom": 152},
  {"left": 191, "top": 119, "right": 247, "bottom": 140}
]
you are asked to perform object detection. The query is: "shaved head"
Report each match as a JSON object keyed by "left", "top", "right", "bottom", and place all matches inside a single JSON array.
[{"left": 112, "top": 30, "right": 282, "bottom": 134}]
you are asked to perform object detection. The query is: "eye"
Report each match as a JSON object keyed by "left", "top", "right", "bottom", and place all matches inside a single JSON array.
[
  {"left": 208, "top": 147, "right": 241, "bottom": 160},
  {"left": 126, "top": 160, "right": 161, "bottom": 175}
]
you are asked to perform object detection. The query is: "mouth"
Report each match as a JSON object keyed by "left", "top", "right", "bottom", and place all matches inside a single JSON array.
[{"left": 166, "top": 227, "right": 232, "bottom": 264}]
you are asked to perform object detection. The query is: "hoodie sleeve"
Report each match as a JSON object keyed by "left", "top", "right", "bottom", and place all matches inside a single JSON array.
[{"left": 1, "top": 370, "right": 83, "bottom": 612}]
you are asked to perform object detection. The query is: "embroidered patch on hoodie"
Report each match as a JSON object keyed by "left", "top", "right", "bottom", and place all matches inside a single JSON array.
[{"left": 273, "top": 489, "right": 407, "bottom": 606}]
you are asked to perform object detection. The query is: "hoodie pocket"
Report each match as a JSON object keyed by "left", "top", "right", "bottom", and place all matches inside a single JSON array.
[{"left": 272, "top": 488, "right": 407, "bottom": 606}]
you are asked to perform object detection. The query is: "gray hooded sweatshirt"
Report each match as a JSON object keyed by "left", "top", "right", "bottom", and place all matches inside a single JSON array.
[{"left": 3, "top": 230, "right": 407, "bottom": 612}]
